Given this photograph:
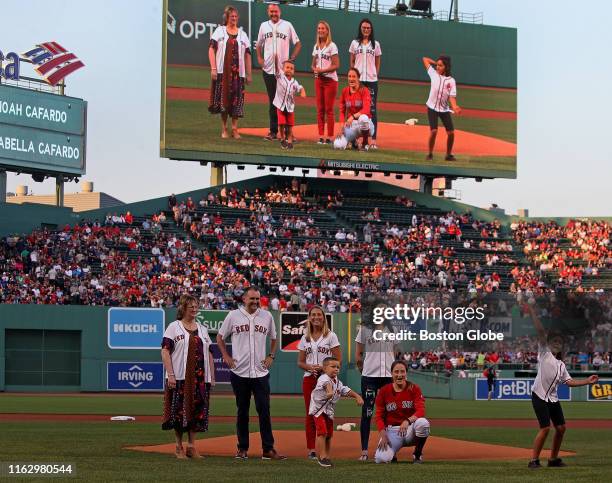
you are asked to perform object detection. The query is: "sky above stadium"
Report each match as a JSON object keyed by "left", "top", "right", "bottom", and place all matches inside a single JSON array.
[{"left": 3, "top": 0, "right": 610, "bottom": 217}]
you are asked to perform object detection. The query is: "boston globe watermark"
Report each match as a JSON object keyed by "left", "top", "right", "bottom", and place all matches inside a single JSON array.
[{"left": 360, "top": 292, "right": 509, "bottom": 352}]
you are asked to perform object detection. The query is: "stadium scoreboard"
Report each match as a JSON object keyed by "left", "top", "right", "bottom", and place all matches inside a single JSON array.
[{"left": 0, "top": 84, "right": 87, "bottom": 176}]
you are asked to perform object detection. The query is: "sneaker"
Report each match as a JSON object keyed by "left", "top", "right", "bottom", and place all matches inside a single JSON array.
[
  {"left": 287, "top": 142, "right": 294, "bottom": 150},
  {"left": 413, "top": 454, "right": 423, "bottom": 464},
  {"left": 317, "top": 458, "right": 332, "bottom": 467},
  {"left": 527, "top": 459, "right": 541, "bottom": 469},
  {"left": 264, "top": 133, "right": 278, "bottom": 141},
  {"left": 308, "top": 451, "right": 317, "bottom": 460},
  {"left": 280, "top": 139, "right": 288, "bottom": 149},
  {"left": 235, "top": 449, "right": 248, "bottom": 460},
  {"left": 547, "top": 458, "right": 567, "bottom": 467},
  {"left": 325, "top": 139, "right": 332, "bottom": 145},
  {"left": 445, "top": 154, "right": 456, "bottom": 161},
  {"left": 363, "top": 144, "right": 370, "bottom": 151},
  {"left": 262, "top": 449, "right": 287, "bottom": 460},
  {"left": 351, "top": 142, "right": 359, "bottom": 150},
  {"left": 358, "top": 453, "right": 368, "bottom": 462},
  {"left": 369, "top": 142, "right": 378, "bottom": 150},
  {"left": 318, "top": 138, "right": 325, "bottom": 144},
  {"left": 425, "top": 153, "right": 433, "bottom": 161}
]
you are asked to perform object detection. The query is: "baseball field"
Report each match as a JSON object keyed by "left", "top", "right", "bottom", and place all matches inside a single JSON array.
[
  {"left": 162, "top": 66, "right": 517, "bottom": 176},
  {"left": 2, "top": 393, "right": 610, "bottom": 482}
]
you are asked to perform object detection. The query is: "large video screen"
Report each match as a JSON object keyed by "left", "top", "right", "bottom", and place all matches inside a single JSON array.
[{"left": 161, "top": 0, "right": 517, "bottom": 178}]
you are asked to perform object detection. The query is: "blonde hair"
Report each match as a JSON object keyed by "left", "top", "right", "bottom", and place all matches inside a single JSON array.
[
  {"left": 305, "top": 305, "right": 330, "bottom": 342},
  {"left": 223, "top": 5, "right": 238, "bottom": 26},
  {"left": 315, "top": 21, "right": 332, "bottom": 49},
  {"left": 176, "top": 294, "right": 198, "bottom": 320}
]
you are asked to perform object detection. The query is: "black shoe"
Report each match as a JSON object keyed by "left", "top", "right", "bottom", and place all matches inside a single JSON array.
[
  {"left": 527, "top": 459, "right": 541, "bottom": 469},
  {"left": 445, "top": 154, "right": 456, "bottom": 161},
  {"left": 262, "top": 449, "right": 287, "bottom": 460},
  {"left": 264, "top": 133, "right": 278, "bottom": 141},
  {"left": 391, "top": 456, "right": 398, "bottom": 463},
  {"left": 280, "top": 139, "right": 288, "bottom": 149},
  {"left": 547, "top": 458, "right": 566, "bottom": 467},
  {"left": 317, "top": 458, "right": 332, "bottom": 467},
  {"left": 325, "top": 138, "right": 332, "bottom": 144},
  {"left": 235, "top": 449, "right": 248, "bottom": 460},
  {"left": 287, "top": 142, "right": 294, "bottom": 150},
  {"left": 318, "top": 138, "right": 325, "bottom": 144},
  {"left": 425, "top": 153, "right": 433, "bottom": 161}
]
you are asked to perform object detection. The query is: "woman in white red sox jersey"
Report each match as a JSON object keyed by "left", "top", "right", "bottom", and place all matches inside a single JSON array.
[
  {"left": 297, "top": 305, "right": 341, "bottom": 459},
  {"left": 355, "top": 321, "right": 399, "bottom": 461},
  {"left": 349, "top": 18, "right": 381, "bottom": 149}
]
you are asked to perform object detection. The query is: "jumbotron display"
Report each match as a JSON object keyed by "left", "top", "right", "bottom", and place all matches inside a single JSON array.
[{"left": 160, "top": 0, "right": 517, "bottom": 178}]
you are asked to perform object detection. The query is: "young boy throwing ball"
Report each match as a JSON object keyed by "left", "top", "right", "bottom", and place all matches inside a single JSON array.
[
  {"left": 273, "top": 60, "right": 306, "bottom": 150},
  {"left": 309, "top": 357, "right": 363, "bottom": 467}
]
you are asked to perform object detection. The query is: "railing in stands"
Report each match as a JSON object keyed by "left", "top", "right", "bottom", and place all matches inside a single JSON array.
[{"left": 269, "top": 0, "right": 483, "bottom": 23}]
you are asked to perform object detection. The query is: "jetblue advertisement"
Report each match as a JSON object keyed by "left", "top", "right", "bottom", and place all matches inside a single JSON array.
[
  {"left": 107, "top": 362, "right": 164, "bottom": 391},
  {"left": 107, "top": 308, "right": 165, "bottom": 349},
  {"left": 475, "top": 378, "right": 571, "bottom": 401}
]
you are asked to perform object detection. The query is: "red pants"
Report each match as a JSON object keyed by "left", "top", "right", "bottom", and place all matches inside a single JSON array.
[
  {"left": 315, "top": 77, "right": 338, "bottom": 137},
  {"left": 315, "top": 414, "right": 334, "bottom": 437},
  {"left": 303, "top": 375, "right": 318, "bottom": 449}
]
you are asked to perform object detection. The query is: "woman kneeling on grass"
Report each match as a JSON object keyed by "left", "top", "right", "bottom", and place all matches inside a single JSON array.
[{"left": 161, "top": 294, "right": 215, "bottom": 459}]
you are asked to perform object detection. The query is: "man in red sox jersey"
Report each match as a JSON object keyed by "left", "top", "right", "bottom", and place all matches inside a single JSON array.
[
  {"left": 374, "top": 360, "right": 430, "bottom": 464},
  {"left": 217, "top": 287, "right": 286, "bottom": 460}
]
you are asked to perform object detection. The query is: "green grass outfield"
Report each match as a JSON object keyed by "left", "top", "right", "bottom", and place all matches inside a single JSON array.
[
  {"left": 165, "top": 100, "right": 516, "bottom": 174},
  {"left": 1, "top": 394, "right": 611, "bottom": 419},
  {"left": 1, "top": 396, "right": 610, "bottom": 481},
  {"left": 167, "top": 66, "right": 518, "bottom": 113}
]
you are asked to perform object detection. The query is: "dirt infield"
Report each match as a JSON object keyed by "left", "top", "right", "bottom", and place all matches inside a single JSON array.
[
  {"left": 2, "top": 413, "right": 610, "bottom": 429},
  {"left": 238, "top": 122, "right": 516, "bottom": 157},
  {"left": 127, "top": 430, "right": 574, "bottom": 461},
  {"left": 166, "top": 87, "right": 516, "bottom": 121}
]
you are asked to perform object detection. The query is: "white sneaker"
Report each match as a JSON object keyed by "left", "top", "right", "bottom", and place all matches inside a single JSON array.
[{"left": 358, "top": 453, "right": 368, "bottom": 461}]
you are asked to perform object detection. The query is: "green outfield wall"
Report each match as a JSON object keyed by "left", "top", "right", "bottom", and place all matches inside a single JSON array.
[
  {"left": 0, "top": 304, "right": 599, "bottom": 402},
  {"left": 167, "top": 0, "right": 517, "bottom": 88}
]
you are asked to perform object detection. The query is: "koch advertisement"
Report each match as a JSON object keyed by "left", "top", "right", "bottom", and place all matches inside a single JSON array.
[
  {"left": 107, "top": 308, "right": 165, "bottom": 349},
  {"left": 475, "top": 378, "right": 571, "bottom": 401},
  {"left": 280, "top": 311, "right": 333, "bottom": 352}
]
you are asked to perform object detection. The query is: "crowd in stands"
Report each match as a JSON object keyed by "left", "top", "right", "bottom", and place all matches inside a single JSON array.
[{"left": 1, "top": 183, "right": 610, "bottom": 313}]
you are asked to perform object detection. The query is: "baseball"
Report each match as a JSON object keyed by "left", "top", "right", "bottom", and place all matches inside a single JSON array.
[{"left": 333, "top": 135, "right": 348, "bottom": 150}]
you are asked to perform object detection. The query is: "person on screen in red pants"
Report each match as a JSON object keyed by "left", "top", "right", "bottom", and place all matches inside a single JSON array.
[
  {"left": 311, "top": 21, "right": 339, "bottom": 145},
  {"left": 297, "top": 305, "right": 341, "bottom": 459}
]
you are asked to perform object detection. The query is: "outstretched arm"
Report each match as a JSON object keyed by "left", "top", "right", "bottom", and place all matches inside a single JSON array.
[
  {"left": 527, "top": 304, "right": 547, "bottom": 343},
  {"left": 566, "top": 374, "right": 599, "bottom": 387}
]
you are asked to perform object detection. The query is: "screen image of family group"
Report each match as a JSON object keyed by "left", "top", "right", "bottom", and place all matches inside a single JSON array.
[{"left": 161, "top": 0, "right": 516, "bottom": 178}]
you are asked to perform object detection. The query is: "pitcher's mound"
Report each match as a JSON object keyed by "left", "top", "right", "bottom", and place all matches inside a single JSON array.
[
  {"left": 239, "top": 123, "right": 516, "bottom": 157},
  {"left": 128, "top": 430, "right": 573, "bottom": 461}
]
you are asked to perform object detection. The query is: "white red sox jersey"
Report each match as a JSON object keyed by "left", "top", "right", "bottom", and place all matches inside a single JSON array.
[
  {"left": 312, "top": 42, "right": 339, "bottom": 82},
  {"left": 532, "top": 343, "right": 572, "bottom": 402},
  {"left": 349, "top": 39, "right": 381, "bottom": 82},
  {"left": 355, "top": 325, "right": 397, "bottom": 378},
  {"left": 297, "top": 331, "right": 340, "bottom": 377},
  {"left": 426, "top": 65, "right": 457, "bottom": 113},
  {"left": 309, "top": 374, "right": 352, "bottom": 418},
  {"left": 257, "top": 19, "right": 300, "bottom": 75},
  {"left": 273, "top": 73, "right": 303, "bottom": 112},
  {"left": 162, "top": 320, "right": 213, "bottom": 382},
  {"left": 218, "top": 307, "right": 277, "bottom": 378}
]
